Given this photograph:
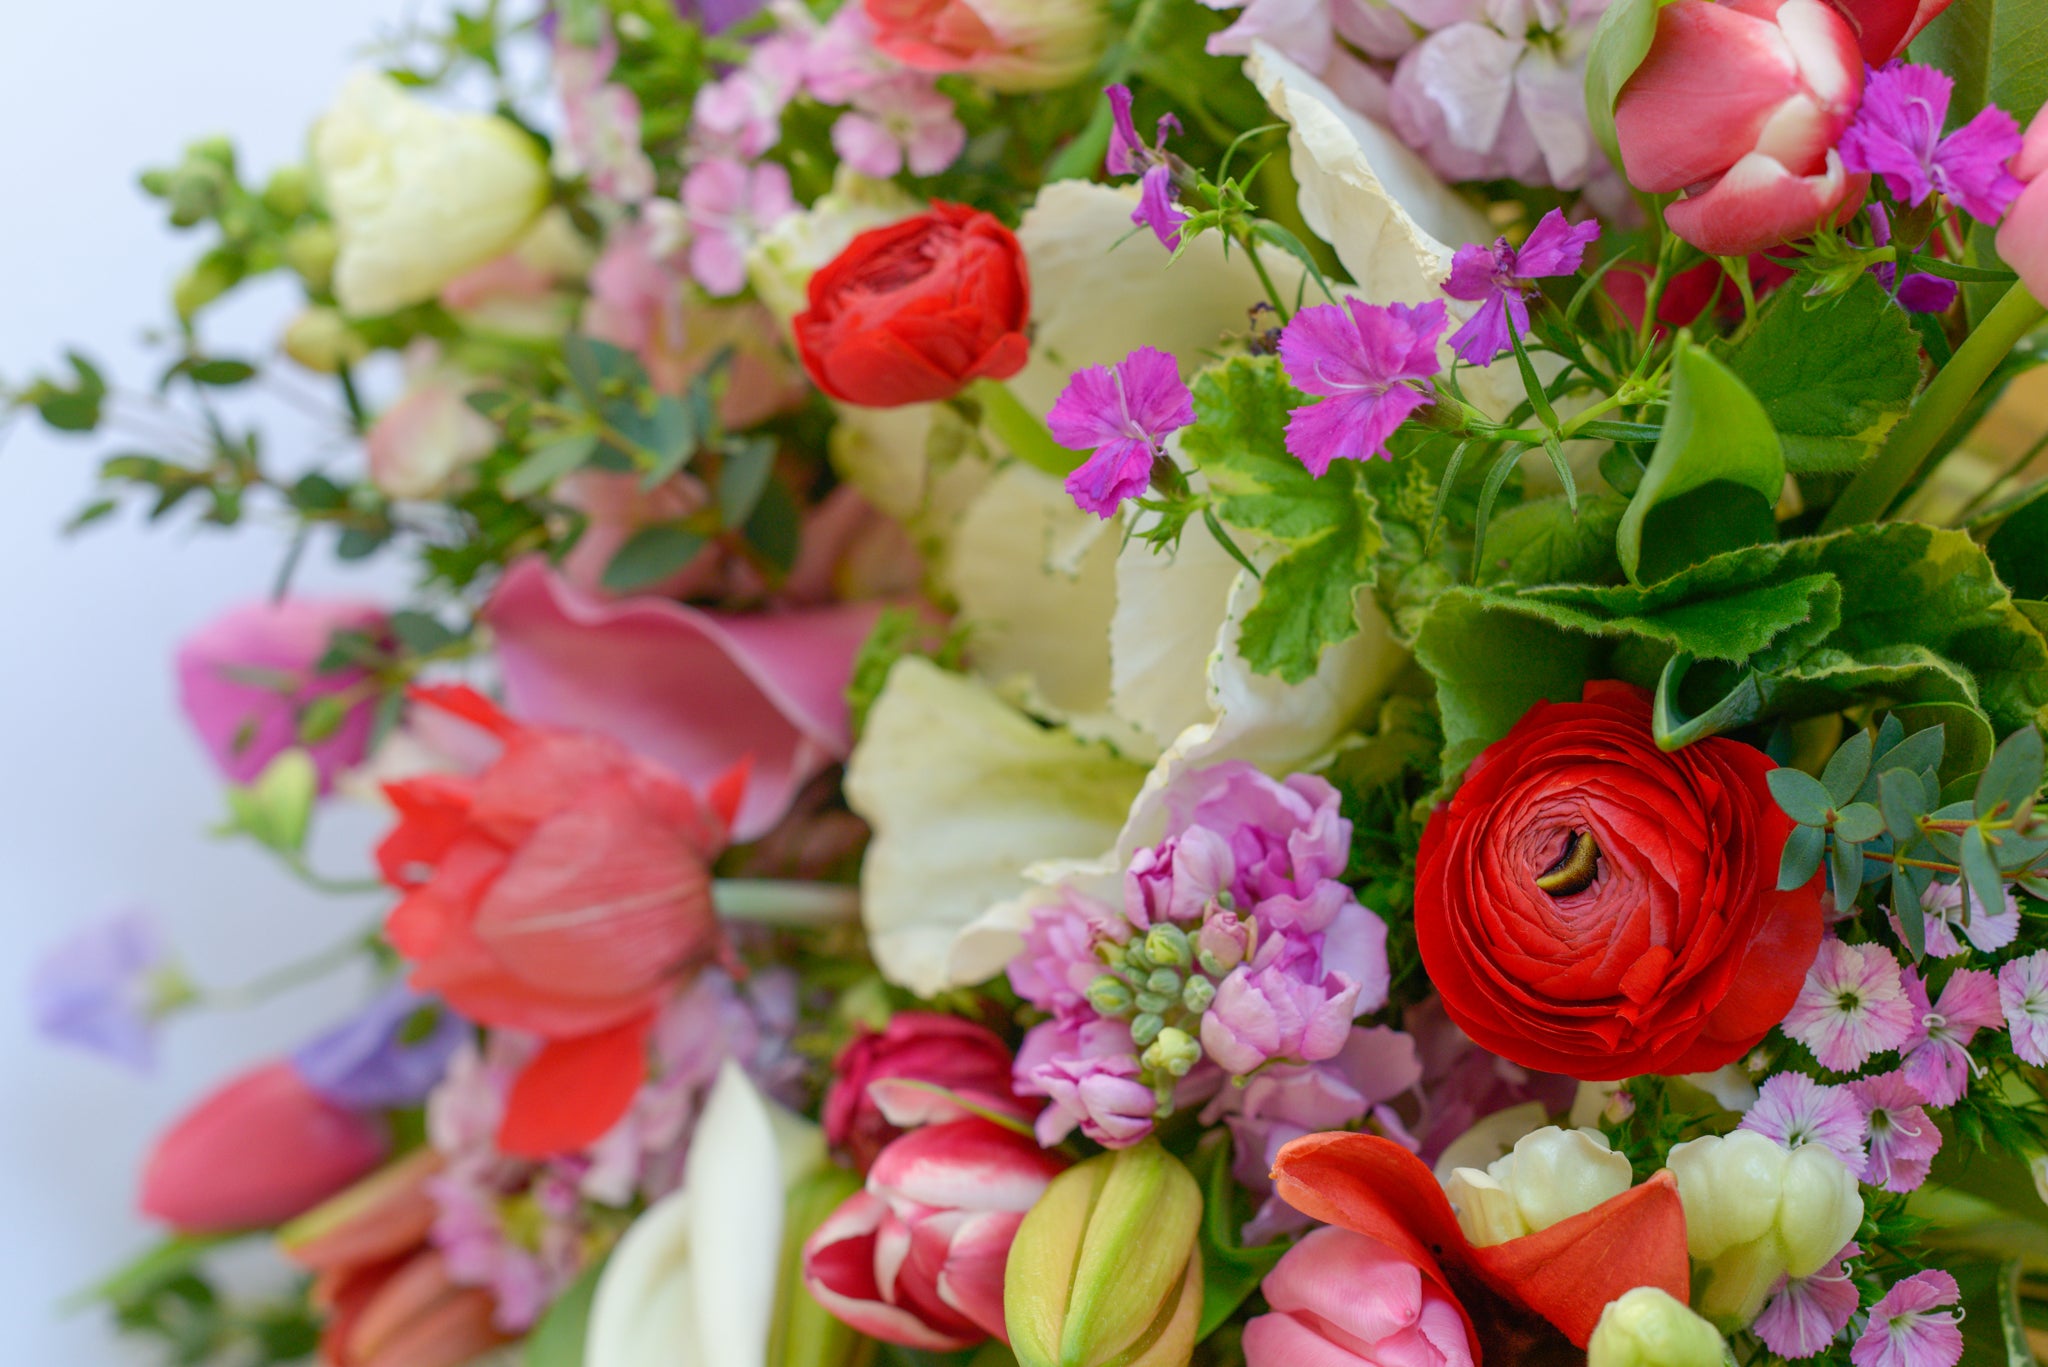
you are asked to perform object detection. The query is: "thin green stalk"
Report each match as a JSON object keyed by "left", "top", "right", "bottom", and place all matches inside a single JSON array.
[
  {"left": 968, "top": 378, "right": 1078, "bottom": 478},
  {"left": 713, "top": 879, "right": 860, "bottom": 927},
  {"left": 1952, "top": 425, "right": 2048, "bottom": 522},
  {"left": 204, "top": 924, "right": 380, "bottom": 1009},
  {"left": 1822, "top": 284, "right": 2048, "bottom": 531},
  {"left": 1240, "top": 233, "right": 1292, "bottom": 325}
]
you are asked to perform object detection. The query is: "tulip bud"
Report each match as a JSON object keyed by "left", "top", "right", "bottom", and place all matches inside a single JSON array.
[
  {"left": 1998, "top": 111, "right": 2048, "bottom": 309},
  {"left": 1587, "top": 1287, "right": 1728, "bottom": 1367},
  {"left": 1006, "top": 1139, "right": 1203, "bottom": 1367},
  {"left": 1445, "top": 1126, "right": 1634, "bottom": 1246},
  {"left": 1664, "top": 1132, "right": 1863, "bottom": 1325},
  {"left": 865, "top": 0, "right": 1110, "bottom": 94}
]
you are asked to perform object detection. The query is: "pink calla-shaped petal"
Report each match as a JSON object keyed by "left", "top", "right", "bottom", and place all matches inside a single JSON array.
[
  {"left": 140, "top": 1061, "right": 388, "bottom": 1233},
  {"left": 483, "top": 557, "right": 880, "bottom": 840}
]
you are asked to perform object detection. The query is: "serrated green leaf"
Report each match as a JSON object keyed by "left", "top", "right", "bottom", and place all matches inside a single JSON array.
[
  {"left": 503, "top": 431, "right": 598, "bottom": 499},
  {"left": 1780, "top": 824, "right": 1826, "bottom": 890},
  {"left": 1823, "top": 728, "right": 1875, "bottom": 806},
  {"left": 1475, "top": 494, "right": 1627, "bottom": 588},
  {"left": 1770, "top": 768, "right": 1836, "bottom": 826},
  {"left": 601, "top": 524, "right": 706, "bottom": 594},
  {"left": 1181, "top": 357, "right": 1383, "bottom": 683}
]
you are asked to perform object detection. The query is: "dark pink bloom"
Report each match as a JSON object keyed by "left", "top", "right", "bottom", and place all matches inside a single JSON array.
[
  {"left": 824, "top": 1012, "right": 1030, "bottom": 1170},
  {"left": 1048, "top": 346, "right": 1195, "bottom": 519},
  {"left": 1850, "top": 1071, "right": 1940, "bottom": 1193},
  {"left": 1279, "top": 298, "right": 1446, "bottom": 476},
  {"left": 1852, "top": 1269, "right": 1964, "bottom": 1367},
  {"left": 1015, "top": 1015, "right": 1159, "bottom": 1147},
  {"left": 1756, "top": 1240, "right": 1861, "bottom": 1358},
  {"left": 1899, "top": 967, "right": 2002, "bottom": 1107},
  {"left": 1443, "top": 210, "right": 1600, "bottom": 367},
  {"left": 1840, "top": 63, "right": 2024, "bottom": 224}
]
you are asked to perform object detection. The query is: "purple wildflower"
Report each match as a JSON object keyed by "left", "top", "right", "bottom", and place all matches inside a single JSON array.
[
  {"left": 1899, "top": 967, "right": 2003, "bottom": 1107},
  {"left": 1048, "top": 346, "right": 1196, "bottom": 519},
  {"left": 1756, "top": 1241, "right": 1862, "bottom": 1360},
  {"left": 29, "top": 911, "right": 180, "bottom": 1073},
  {"left": 1850, "top": 1071, "right": 1941, "bottom": 1193},
  {"left": 1851, "top": 1270, "right": 1965, "bottom": 1367},
  {"left": 1442, "top": 209, "right": 1600, "bottom": 367},
  {"left": 2000, "top": 949, "right": 2048, "bottom": 1066},
  {"left": 293, "top": 984, "right": 469, "bottom": 1111},
  {"left": 1279, "top": 297, "right": 1447, "bottom": 476},
  {"left": 1740, "top": 1072, "right": 1869, "bottom": 1175},
  {"left": 1105, "top": 84, "right": 1188, "bottom": 248},
  {"left": 1841, "top": 63, "right": 2024, "bottom": 225},
  {"left": 1781, "top": 938, "right": 1915, "bottom": 1072},
  {"left": 1866, "top": 204, "right": 1959, "bottom": 314}
]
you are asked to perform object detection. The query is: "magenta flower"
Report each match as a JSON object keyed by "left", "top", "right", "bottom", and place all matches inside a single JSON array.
[
  {"left": 1866, "top": 204, "right": 1959, "bottom": 315},
  {"left": 2000, "top": 950, "right": 2048, "bottom": 1066},
  {"left": 1850, "top": 1070, "right": 1941, "bottom": 1193},
  {"left": 680, "top": 156, "right": 796, "bottom": 297},
  {"left": 1899, "top": 967, "right": 2003, "bottom": 1107},
  {"left": 1841, "top": 63, "right": 2025, "bottom": 225},
  {"left": 1852, "top": 1270, "right": 1965, "bottom": 1367},
  {"left": 1782, "top": 938, "right": 1916, "bottom": 1072},
  {"left": 1279, "top": 297, "right": 1447, "bottom": 476},
  {"left": 1739, "top": 1072, "right": 1869, "bottom": 1175},
  {"left": 1442, "top": 209, "right": 1600, "bottom": 367},
  {"left": 830, "top": 73, "right": 967, "bottom": 179},
  {"left": 1907, "top": 876, "right": 2022, "bottom": 958},
  {"left": 1105, "top": 84, "right": 1188, "bottom": 249},
  {"left": 1048, "top": 346, "right": 1196, "bottom": 519},
  {"left": 1756, "top": 1240, "right": 1861, "bottom": 1360},
  {"left": 29, "top": 910, "right": 176, "bottom": 1073}
]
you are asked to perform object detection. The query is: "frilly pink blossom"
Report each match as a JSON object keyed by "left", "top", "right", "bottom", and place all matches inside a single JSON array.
[{"left": 481, "top": 557, "right": 880, "bottom": 841}]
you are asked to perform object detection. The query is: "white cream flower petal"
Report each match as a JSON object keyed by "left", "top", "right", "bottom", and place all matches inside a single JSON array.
[
  {"left": 1108, "top": 506, "right": 1246, "bottom": 754},
  {"left": 845, "top": 658, "right": 1146, "bottom": 996},
  {"left": 313, "top": 72, "right": 548, "bottom": 317}
]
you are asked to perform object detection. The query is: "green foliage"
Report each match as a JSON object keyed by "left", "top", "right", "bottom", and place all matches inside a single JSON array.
[
  {"left": 218, "top": 751, "right": 319, "bottom": 857},
  {"left": 1912, "top": 0, "right": 2048, "bottom": 129},
  {"left": 1192, "top": 1135, "right": 1288, "bottom": 1340},
  {"left": 1474, "top": 493, "right": 1627, "bottom": 588},
  {"left": 72, "top": 1235, "right": 320, "bottom": 1367},
  {"left": 1181, "top": 358, "right": 1383, "bottom": 684},
  {"left": 846, "top": 608, "right": 967, "bottom": 741},
  {"left": 1583, "top": 0, "right": 1677, "bottom": 165},
  {"left": 525, "top": 1261, "right": 603, "bottom": 1367}
]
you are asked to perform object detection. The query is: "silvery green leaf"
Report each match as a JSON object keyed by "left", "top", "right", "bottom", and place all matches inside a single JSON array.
[
  {"left": 1780, "top": 825, "right": 1826, "bottom": 891},
  {"left": 1834, "top": 802, "right": 1885, "bottom": 844},
  {"left": 1823, "top": 728, "right": 1874, "bottom": 807},
  {"left": 1893, "top": 866, "right": 1927, "bottom": 960},
  {"left": 1769, "top": 768, "right": 1836, "bottom": 826},
  {"left": 1880, "top": 768, "right": 1931, "bottom": 842},
  {"left": 1962, "top": 825, "right": 2008, "bottom": 928},
  {"left": 1975, "top": 726, "right": 2045, "bottom": 821},
  {"left": 1830, "top": 837, "right": 1864, "bottom": 908}
]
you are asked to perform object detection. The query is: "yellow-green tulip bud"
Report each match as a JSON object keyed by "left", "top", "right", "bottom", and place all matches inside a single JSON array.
[
  {"left": 1587, "top": 1288, "right": 1727, "bottom": 1367},
  {"left": 1006, "top": 1139, "right": 1203, "bottom": 1367}
]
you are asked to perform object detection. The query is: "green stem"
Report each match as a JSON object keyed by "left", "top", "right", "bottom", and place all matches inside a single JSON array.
[
  {"left": 1822, "top": 284, "right": 2048, "bottom": 531},
  {"left": 1953, "top": 425, "right": 2048, "bottom": 522},
  {"left": 967, "top": 378, "right": 1078, "bottom": 479},
  {"left": 282, "top": 853, "right": 386, "bottom": 897},
  {"left": 1240, "top": 232, "right": 1292, "bottom": 325},
  {"left": 713, "top": 879, "right": 860, "bottom": 927},
  {"left": 204, "top": 924, "right": 380, "bottom": 1009}
]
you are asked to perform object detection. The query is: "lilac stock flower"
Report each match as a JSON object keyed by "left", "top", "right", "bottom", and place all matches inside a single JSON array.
[
  {"left": 1866, "top": 204, "right": 1959, "bottom": 315},
  {"left": 830, "top": 74, "right": 968, "bottom": 179},
  {"left": 1782, "top": 938, "right": 1915, "bottom": 1072},
  {"left": 2000, "top": 950, "right": 2048, "bottom": 1066},
  {"left": 29, "top": 910, "right": 177, "bottom": 1073},
  {"left": 675, "top": 0, "right": 767, "bottom": 33},
  {"left": 1851, "top": 1270, "right": 1965, "bottom": 1367},
  {"left": 1899, "top": 967, "right": 2002, "bottom": 1107},
  {"left": 1756, "top": 1241, "right": 1862, "bottom": 1359},
  {"left": 1740, "top": 1072, "right": 1869, "bottom": 1175},
  {"left": 1105, "top": 84, "right": 1189, "bottom": 248},
  {"left": 1841, "top": 63, "right": 2024, "bottom": 225},
  {"left": 292, "top": 984, "right": 469, "bottom": 1111},
  {"left": 1443, "top": 209, "right": 1600, "bottom": 366},
  {"left": 681, "top": 156, "right": 796, "bottom": 297},
  {"left": 1279, "top": 297, "right": 1447, "bottom": 476},
  {"left": 1851, "top": 1071, "right": 1941, "bottom": 1193},
  {"left": 1049, "top": 346, "right": 1196, "bottom": 519},
  {"left": 1025, "top": 1043, "right": 1159, "bottom": 1148}
]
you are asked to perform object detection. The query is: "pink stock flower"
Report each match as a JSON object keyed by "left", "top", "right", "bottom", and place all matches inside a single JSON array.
[
  {"left": 1243, "top": 1226, "right": 1475, "bottom": 1367},
  {"left": 1740, "top": 1072, "right": 1869, "bottom": 1175},
  {"left": 1756, "top": 1241, "right": 1861, "bottom": 1359},
  {"left": 2000, "top": 950, "right": 2048, "bottom": 1066},
  {"left": 1851, "top": 1270, "right": 1964, "bottom": 1367},
  {"left": 1781, "top": 938, "right": 1915, "bottom": 1072},
  {"left": 1443, "top": 208, "right": 1600, "bottom": 367},
  {"left": 480, "top": 557, "right": 880, "bottom": 842},
  {"left": 1899, "top": 967, "right": 2002, "bottom": 1107},
  {"left": 174, "top": 598, "right": 388, "bottom": 791},
  {"left": 1997, "top": 110, "right": 2048, "bottom": 305},
  {"left": 690, "top": 36, "right": 807, "bottom": 159},
  {"left": 1008, "top": 891, "right": 1130, "bottom": 1016},
  {"left": 681, "top": 157, "right": 797, "bottom": 297},
  {"left": 554, "top": 33, "right": 656, "bottom": 205},
  {"left": 1839, "top": 63, "right": 2023, "bottom": 225},
  {"left": 805, "top": 4, "right": 894, "bottom": 104},
  {"left": 831, "top": 74, "right": 968, "bottom": 178},
  {"left": 802, "top": 1117, "right": 1067, "bottom": 1351},
  {"left": 1279, "top": 297, "right": 1448, "bottom": 476},
  {"left": 1850, "top": 1070, "right": 1941, "bottom": 1192},
  {"left": 1048, "top": 346, "right": 1196, "bottom": 519}
]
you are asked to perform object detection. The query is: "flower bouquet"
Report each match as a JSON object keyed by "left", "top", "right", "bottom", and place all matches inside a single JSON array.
[{"left": 21, "top": 0, "right": 2048, "bottom": 1364}]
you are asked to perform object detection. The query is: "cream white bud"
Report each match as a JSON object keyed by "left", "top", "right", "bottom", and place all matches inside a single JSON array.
[
  {"left": 1447, "top": 1126, "right": 1633, "bottom": 1247},
  {"left": 1588, "top": 1288, "right": 1727, "bottom": 1367},
  {"left": 1663, "top": 1132, "right": 1862, "bottom": 1325}
]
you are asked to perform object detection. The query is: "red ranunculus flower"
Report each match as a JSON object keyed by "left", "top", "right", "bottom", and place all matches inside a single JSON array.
[
  {"left": 378, "top": 685, "right": 741, "bottom": 1157},
  {"left": 793, "top": 202, "right": 1030, "bottom": 409},
  {"left": 824, "top": 1011, "right": 1035, "bottom": 1171},
  {"left": 1415, "top": 681, "right": 1824, "bottom": 1081}
]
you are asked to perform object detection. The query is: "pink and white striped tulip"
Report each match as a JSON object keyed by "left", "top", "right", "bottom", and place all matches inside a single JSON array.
[
  {"left": 1998, "top": 112, "right": 2048, "bottom": 308},
  {"left": 802, "top": 1116, "right": 1067, "bottom": 1350},
  {"left": 1615, "top": 0, "right": 1867, "bottom": 257}
]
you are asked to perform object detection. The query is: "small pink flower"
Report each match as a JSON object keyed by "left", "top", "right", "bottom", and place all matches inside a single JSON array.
[
  {"left": 1899, "top": 967, "right": 2003, "bottom": 1107},
  {"left": 690, "top": 37, "right": 806, "bottom": 159},
  {"left": 1244, "top": 1226, "right": 1475, "bottom": 1367},
  {"left": 831, "top": 74, "right": 967, "bottom": 178},
  {"left": 1278, "top": 297, "right": 1446, "bottom": 476},
  {"left": 1756, "top": 1240, "right": 1861, "bottom": 1359},
  {"left": 1849, "top": 1070, "right": 1942, "bottom": 1193},
  {"left": 680, "top": 157, "right": 798, "bottom": 297},
  {"left": 555, "top": 32, "right": 656, "bottom": 206},
  {"left": 1739, "top": 1072, "right": 1868, "bottom": 1175},
  {"left": 1901, "top": 878, "right": 2022, "bottom": 958},
  {"left": 1442, "top": 209, "right": 1600, "bottom": 367},
  {"left": 2000, "top": 949, "right": 2048, "bottom": 1066},
  {"left": 804, "top": 4, "right": 892, "bottom": 104},
  {"left": 1048, "top": 346, "right": 1196, "bottom": 520},
  {"left": 1782, "top": 939, "right": 1915, "bottom": 1072},
  {"left": 1852, "top": 1269, "right": 1964, "bottom": 1367},
  {"left": 1839, "top": 62, "right": 2024, "bottom": 225}
]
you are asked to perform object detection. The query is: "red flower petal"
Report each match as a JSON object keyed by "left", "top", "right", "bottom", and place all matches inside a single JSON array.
[{"left": 495, "top": 1013, "right": 654, "bottom": 1159}]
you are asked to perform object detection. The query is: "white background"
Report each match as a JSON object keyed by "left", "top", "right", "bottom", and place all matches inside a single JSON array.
[{"left": 0, "top": 2, "right": 445, "bottom": 1359}]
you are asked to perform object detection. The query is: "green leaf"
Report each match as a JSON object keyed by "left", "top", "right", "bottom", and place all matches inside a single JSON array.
[
  {"left": 1470, "top": 444, "right": 1530, "bottom": 580},
  {"left": 1984, "top": 487, "right": 2048, "bottom": 600},
  {"left": 1719, "top": 276, "right": 1923, "bottom": 474},
  {"left": 1475, "top": 494, "right": 1627, "bottom": 588},
  {"left": 221, "top": 750, "right": 318, "bottom": 855},
  {"left": 1769, "top": 768, "right": 1836, "bottom": 826},
  {"left": 1411, "top": 591, "right": 1607, "bottom": 776},
  {"left": 718, "top": 439, "right": 777, "bottom": 528},
  {"left": 503, "top": 431, "right": 598, "bottom": 499},
  {"left": 1962, "top": 824, "right": 2009, "bottom": 928},
  {"left": 524, "top": 1260, "right": 602, "bottom": 1367},
  {"left": 1868, "top": 722, "right": 1948, "bottom": 796},
  {"left": 1194, "top": 1136, "right": 1289, "bottom": 1340},
  {"left": 64, "top": 1234, "right": 235, "bottom": 1312},
  {"left": 1822, "top": 727, "right": 1875, "bottom": 806},
  {"left": 1584, "top": 0, "right": 1674, "bottom": 167},
  {"left": 389, "top": 610, "right": 460, "bottom": 656},
  {"left": 1881, "top": 768, "right": 1933, "bottom": 841},
  {"left": 1182, "top": 358, "right": 1384, "bottom": 683},
  {"left": 1829, "top": 832, "right": 1864, "bottom": 903},
  {"left": 1835, "top": 802, "right": 1885, "bottom": 843},
  {"left": 1911, "top": 0, "right": 2048, "bottom": 130},
  {"left": 601, "top": 524, "right": 707, "bottom": 594},
  {"left": 744, "top": 476, "right": 803, "bottom": 574},
  {"left": 1780, "top": 824, "right": 1826, "bottom": 890},
  {"left": 1976, "top": 725, "right": 2045, "bottom": 820},
  {"left": 1894, "top": 865, "right": 1928, "bottom": 958},
  {"left": 184, "top": 358, "right": 257, "bottom": 387},
  {"left": 1617, "top": 340, "right": 1784, "bottom": 584}
]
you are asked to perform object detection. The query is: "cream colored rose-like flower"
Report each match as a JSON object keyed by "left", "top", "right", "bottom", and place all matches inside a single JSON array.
[{"left": 312, "top": 71, "right": 548, "bottom": 317}]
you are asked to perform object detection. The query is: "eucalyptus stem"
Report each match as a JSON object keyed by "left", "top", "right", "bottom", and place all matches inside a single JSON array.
[
  {"left": 714, "top": 879, "right": 861, "bottom": 927},
  {"left": 967, "top": 378, "right": 1078, "bottom": 479},
  {"left": 1822, "top": 283, "right": 2048, "bottom": 531}
]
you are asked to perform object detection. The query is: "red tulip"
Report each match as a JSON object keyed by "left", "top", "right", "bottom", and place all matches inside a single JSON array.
[
  {"left": 1260, "top": 1133, "right": 1690, "bottom": 1358},
  {"left": 1999, "top": 111, "right": 2048, "bottom": 307},
  {"left": 1826, "top": 0, "right": 1954, "bottom": 64},
  {"left": 823, "top": 1012, "right": 1034, "bottom": 1170},
  {"left": 140, "top": 1061, "right": 388, "bottom": 1233},
  {"left": 1615, "top": 0, "right": 1866, "bottom": 257},
  {"left": 803, "top": 1117, "right": 1067, "bottom": 1350}
]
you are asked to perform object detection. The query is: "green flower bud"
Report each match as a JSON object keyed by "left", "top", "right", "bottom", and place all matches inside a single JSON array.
[
  {"left": 1130, "top": 1012, "right": 1164, "bottom": 1048},
  {"left": 1587, "top": 1288, "right": 1726, "bottom": 1367},
  {"left": 1086, "top": 975, "right": 1135, "bottom": 1017},
  {"left": 1144, "top": 923, "right": 1192, "bottom": 969},
  {"left": 174, "top": 254, "right": 241, "bottom": 322},
  {"left": 1133, "top": 991, "right": 1174, "bottom": 1016},
  {"left": 262, "top": 165, "right": 314, "bottom": 220},
  {"left": 282, "top": 308, "right": 368, "bottom": 375},
  {"left": 1145, "top": 967, "right": 1182, "bottom": 998},
  {"left": 1006, "top": 1139, "right": 1204, "bottom": 1367},
  {"left": 1141, "top": 1027, "right": 1202, "bottom": 1079},
  {"left": 1181, "top": 976, "right": 1215, "bottom": 1013},
  {"left": 1122, "top": 941, "right": 1154, "bottom": 975},
  {"left": 283, "top": 222, "right": 340, "bottom": 295},
  {"left": 1195, "top": 949, "right": 1230, "bottom": 978}
]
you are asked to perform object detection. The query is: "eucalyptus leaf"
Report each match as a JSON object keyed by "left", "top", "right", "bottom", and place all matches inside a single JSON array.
[
  {"left": 503, "top": 431, "right": 598, "bottom": 498},
  {"left": 1781, "top": 824, "right": 1827, "bottom": 891},
  {"left": 1895, "top": 866, "right": 1928, "bottom": 959},
  {"left": 601, "top": 524, "right": 707, "bottom": 594},
  {"left": 1881, "top": 768, "right": 1933, "bottom": 841},
  {"left": 1975, "top": 727, "right": 2045, "bottom": 821},
  {"left": 1834, "top": 802, "right": 1885, "bottom": 844},
  {"left": 1829, "top": 835, "right": 1864, "bottom": 905},
  {"left": 1769, "top": 767, "right": 1837, "bottom": 826},
  {"left": 1822, "top": 727, "right": 1875, "bottom": 806}
]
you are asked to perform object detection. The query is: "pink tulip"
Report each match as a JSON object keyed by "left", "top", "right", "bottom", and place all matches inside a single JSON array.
[
  {"left": 823, "top": 1012, "right": 1034, "bottom": 1170},
  {"left": 481, "top": 557, "right": 880, "bottom": 841},
  {"left": 1615, "top": 0, "right": 1866, "bottom": 257},
  {"left": 175, "top": 598, "right": 388, "bottom": 791},
  {"left": 1244, "top": 1227, "right": 1476, "bottom": 1367},
  {"left": 1998, "top": 112, "right": 2048, "bottom": 308},
  {"left": 1827, "top": 0, "right": 1954, "bottom": 64},
  {"left": 803, "top": 1117, "right": 1068, "bottom": 1350},
  {"left": 140, "top": 1061, "right": 388, "bottom": 1233}
]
